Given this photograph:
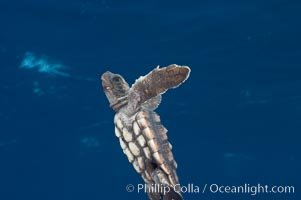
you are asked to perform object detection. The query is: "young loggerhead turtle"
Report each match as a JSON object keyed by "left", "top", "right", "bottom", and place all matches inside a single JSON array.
[{"left": 101, "top": 64, "right": 190, "bottom": 200}]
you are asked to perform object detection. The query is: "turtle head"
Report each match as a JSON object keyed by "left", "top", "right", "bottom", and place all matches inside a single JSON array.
[{"left": 101, "top": 71, "right": 129, "bottom": 112}]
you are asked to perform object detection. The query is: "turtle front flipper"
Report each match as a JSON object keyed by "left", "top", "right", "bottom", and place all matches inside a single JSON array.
[
  {"left": 128, "top": 64, "right": 190, "bottom": 111},
  {"left": 142, "top": 95, "right": 162, "bottom": 111}
]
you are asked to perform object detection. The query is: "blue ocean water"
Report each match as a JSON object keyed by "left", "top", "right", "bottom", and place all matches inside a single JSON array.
[{"left": 0, "top": 0, "right": 300, "bottom": 199}]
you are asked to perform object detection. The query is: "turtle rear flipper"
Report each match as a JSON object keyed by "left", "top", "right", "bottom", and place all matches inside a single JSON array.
[
  {"left": 162, "top": 187, "right": 183, "bottom": 200},
  {"left": 146, "top": 184, "right": 183, "bottom": 200},
  {"left": 128, "top": 64, "right": 190, "bottom": 111},
  {"left": 150, "top": 168, "right": 183, "bottom": 200}
]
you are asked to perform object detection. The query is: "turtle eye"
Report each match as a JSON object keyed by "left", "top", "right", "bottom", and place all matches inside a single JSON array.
[{"left": 112, "top": 76, "right": 122, "bottom": 84}]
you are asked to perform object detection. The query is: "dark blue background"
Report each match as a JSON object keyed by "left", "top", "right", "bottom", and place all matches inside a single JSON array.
[{"left": 0, "top": 0, "right": 300, "bottom": 199}]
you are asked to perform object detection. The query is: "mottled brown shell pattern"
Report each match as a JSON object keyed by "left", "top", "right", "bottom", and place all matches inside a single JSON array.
[{"left": 114, "top": 110, "right": 179, "bottom": 185}]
